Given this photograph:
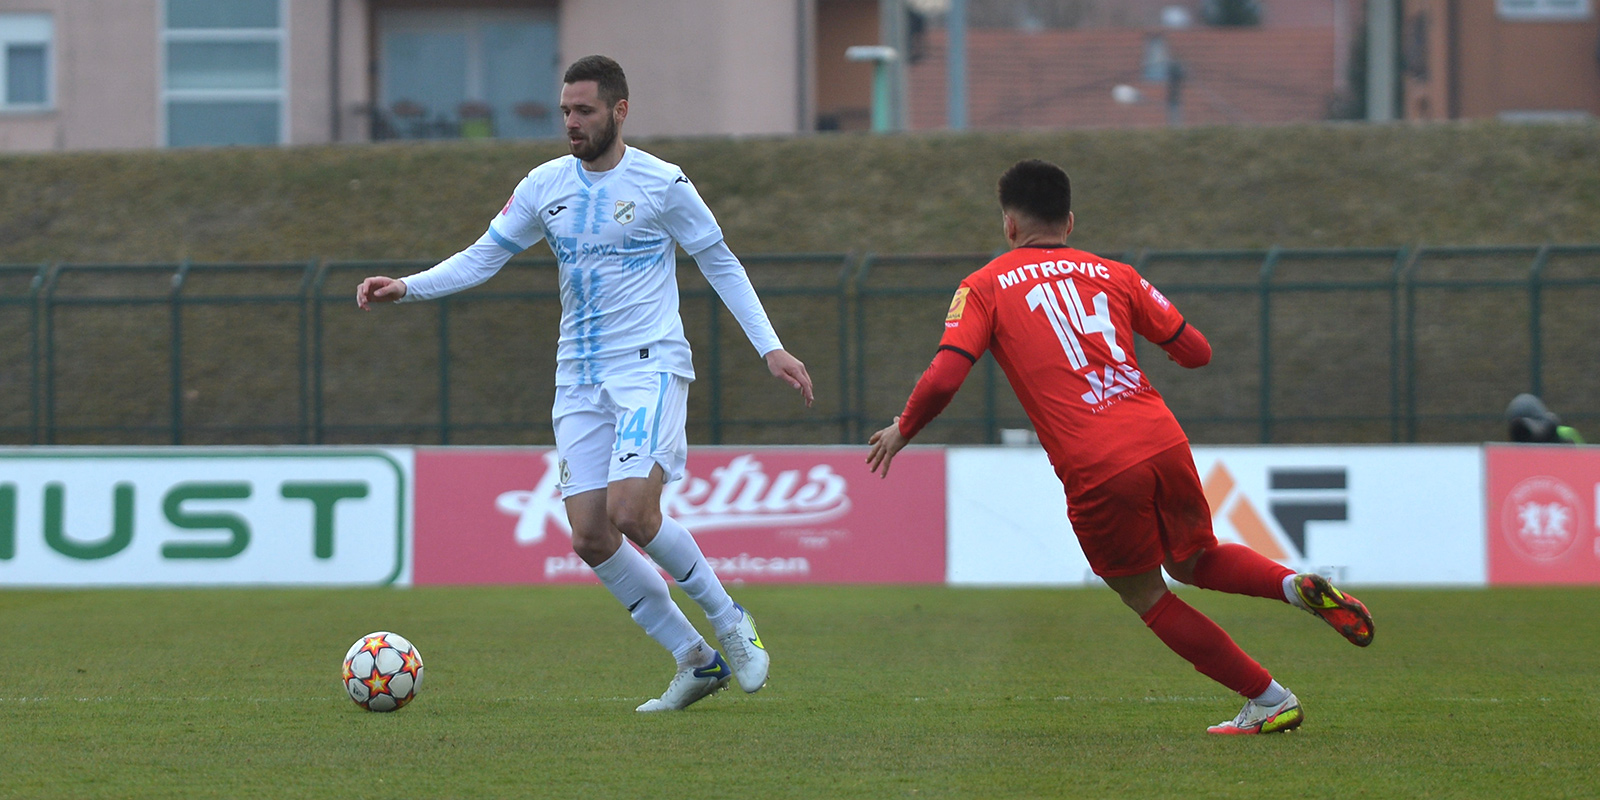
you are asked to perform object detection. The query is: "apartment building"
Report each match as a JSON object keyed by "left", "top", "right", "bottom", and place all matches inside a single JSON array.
[{"left": 0, "top": 0, "right": 842, "bottom": 151}]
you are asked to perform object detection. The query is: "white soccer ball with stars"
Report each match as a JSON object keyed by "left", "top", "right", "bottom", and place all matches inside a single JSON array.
[{"left": 342, "top": 631, "right": 424, "bottom": 712}]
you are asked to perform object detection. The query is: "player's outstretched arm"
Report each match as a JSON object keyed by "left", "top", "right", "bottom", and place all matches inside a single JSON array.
[
  {"left": 356, "top": 276, "right": 408, "bottom": 310},
  {"left": 867, "top": 348, "right": 976, "bottom": 479},
  {"left": 765, "top": 349, "right": 814, "bottom": 407},
  {"left": 866, "top": 418, "right": 909, "bottom": 478}
]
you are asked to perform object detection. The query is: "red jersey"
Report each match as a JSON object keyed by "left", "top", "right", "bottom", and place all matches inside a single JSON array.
[{"left": 938, "top": 245, "right": 1190, "bottom": 498}]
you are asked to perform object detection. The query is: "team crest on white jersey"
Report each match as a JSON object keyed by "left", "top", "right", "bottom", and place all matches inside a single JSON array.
[{"left": 614, "top": 200, "right": 636, "bottom": 224}]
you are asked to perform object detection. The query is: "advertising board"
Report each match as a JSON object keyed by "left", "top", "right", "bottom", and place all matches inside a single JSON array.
[
  {"left": 947, "top": 445, "right": 1484, "bottom": 586},
  {"left": 0, "top": 442, "right": 1505, "bottom": 589},
  {"left": 413, "top": 447, "right": 945, "bottom": 584},
  {"left": 1486, "top": 444, "right": 1600, "bottom": 584},
  {"left": 0, "top": 449, "right": 409, "bottom": 586}
]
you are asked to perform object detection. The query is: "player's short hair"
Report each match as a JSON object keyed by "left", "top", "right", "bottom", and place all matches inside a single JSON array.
[
  {"left": 563, "top": 55, "right": 629, "bottom": 107},
  {"left": 998, "top": 159, "right": 1071, "bottom": 225}
]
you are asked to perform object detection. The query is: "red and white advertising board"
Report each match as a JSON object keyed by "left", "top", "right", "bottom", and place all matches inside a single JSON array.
[
  {"left": 413, "top": 447, "right": 945, "bottom": 585},
  {"left": 1486, "top": 444, "right": 1600, "bottom": 585}
]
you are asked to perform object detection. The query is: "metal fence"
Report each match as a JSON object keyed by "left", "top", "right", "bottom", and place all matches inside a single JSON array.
[{"left": 2, "top": 245, "right": 1597, "bottom": 447}]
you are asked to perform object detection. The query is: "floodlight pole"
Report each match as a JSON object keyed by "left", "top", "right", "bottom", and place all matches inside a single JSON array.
[
  {"left": 846, "top": 45, "right": 900, "bottom": 133},
  {"left": 948, "top": 0, "right": 968, "bottom": 130},
  {"left": 1367, "top": 0, "right": 1399, "bottom": 121}
]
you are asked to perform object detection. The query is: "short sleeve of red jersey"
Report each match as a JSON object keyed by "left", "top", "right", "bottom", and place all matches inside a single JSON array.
[
  {"left": 1128, "top": 270, "right": 1187, "bottom": 344},
  {"left": 937, "top": 276, "right": 993, "bottom": 361}
]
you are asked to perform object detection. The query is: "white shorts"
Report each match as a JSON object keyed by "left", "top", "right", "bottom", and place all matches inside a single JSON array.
[{"left": 552, "top": 371, "right": 690, "bottom": 499}]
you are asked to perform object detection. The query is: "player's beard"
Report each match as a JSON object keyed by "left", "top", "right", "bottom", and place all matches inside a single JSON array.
[{"left": 570, "top": 111, "right": 619, "bottom": 163}]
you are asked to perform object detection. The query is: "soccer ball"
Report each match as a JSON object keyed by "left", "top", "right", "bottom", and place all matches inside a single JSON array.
[{"left": 342, "top": 631, "right": 424, "bottom": 712}]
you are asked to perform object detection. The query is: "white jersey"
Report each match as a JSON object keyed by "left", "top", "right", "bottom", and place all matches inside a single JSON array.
[{"left": 399, "top": 146, "right": 781, "bottom": 386}]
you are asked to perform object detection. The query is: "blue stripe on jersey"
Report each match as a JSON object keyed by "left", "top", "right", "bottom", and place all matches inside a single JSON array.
[
  {"left": 649, "top": 372, "right": 668, "bottom": 453},
  {"left": 590, "top": 185, "right": 609, "bottom": 234},
  {"left": 573, "top": 159, "right": 593, "bottom": 188},
  {"left": 588, "top": 268, "right": 606, "bottom": 383},
  {"left": 488, "top": 227, "right": 525, "bottom": 255},
  {"left": 575, "top": 269, "right": 593, "bottom": 383},
  {"left": 570, "top": 192, "right": 590, "bottom": 238},
  {"left": 622, "top": 235, "right": 666, "bottom": 273},
  {"left": 570, "top": 266, "right": 605, "bottom": 384}
]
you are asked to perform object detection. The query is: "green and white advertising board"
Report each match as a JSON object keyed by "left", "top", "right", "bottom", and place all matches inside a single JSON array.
[{"left": 0, "top": 449, "right": 410, "bottom": 586}]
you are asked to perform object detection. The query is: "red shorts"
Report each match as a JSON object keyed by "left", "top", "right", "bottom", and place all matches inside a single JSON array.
[{"left": 1064, "top": 443, "right": 1218, "bottom": 578}]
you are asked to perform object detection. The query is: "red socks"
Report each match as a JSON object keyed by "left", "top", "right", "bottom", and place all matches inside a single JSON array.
[
  {"left": 1192, "top": 543, "right": 1294, "bottom": 602},
  {"left": 1137, "top": 545, "right": 1289, "bottom": 697},
  {"left": 1141, "top": 591, "right": 1272, "bottom": 698}
]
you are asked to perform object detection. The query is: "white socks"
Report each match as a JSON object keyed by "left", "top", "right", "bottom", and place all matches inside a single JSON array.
[
  {"left": 1253, "top": 680, "right": 1290, "bottom": 707},
  {"left": 1282, "top": 574, "right": 1306, "bottom": 609},
  {"left": 590, "top": 517, "right": 741, "bottom": 670},
  {"left": 643, "top": 516, "right": 742, "bottom": 635},
  {"left": 591, "top": 542, "right": 709, "bottom": 669}
]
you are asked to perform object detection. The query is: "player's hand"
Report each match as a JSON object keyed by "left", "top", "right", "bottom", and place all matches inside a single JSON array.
[
  {"left": 357, "top": 276, "right": 408, "bottom": 310},
  {"left": 866, "top": 417, "right": 909, "bottom": 478},
  {"left": 766, "top": 349, "right": 814, "bottom": 407}
]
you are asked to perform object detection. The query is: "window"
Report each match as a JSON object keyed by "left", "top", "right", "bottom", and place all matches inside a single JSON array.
[
  {"left": 163, "top": 0, "right": 283, "bottom": 147},
  {"left": 0, "top": 14, "right": 52, "bottom": 110},
  {"left": 375, "top": 9, "right": 559, "bottom": 141},
  {"left": 1497, "top": 0, "right": 1591, "bottom": 20}
]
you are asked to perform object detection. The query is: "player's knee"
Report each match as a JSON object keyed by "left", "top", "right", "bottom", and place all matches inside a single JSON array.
[
  {"left": 607, "top": 501, "right": 661, "bottom": 541},
  {"left": 1163, "top": 562, "right": 1197, "bottom": 586},
  {"left": 1107, "top": 577, "right": 1169, "bottom": 616},
  {"left": 1163, "top": 550, "right": 1203, "bottom": 585},
  {"left": 1120, "top": 588, "right": 1167, "bottom": 616},
  {"left": 569, "top": 524, "right": 619, "bottom": 565}
]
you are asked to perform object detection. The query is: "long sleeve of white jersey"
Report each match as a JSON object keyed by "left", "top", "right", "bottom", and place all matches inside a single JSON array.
[
  {"left": 395, "top": 231, "right": 516, "bottom": 302},
  {"left": 691, "top": 239, "right": 784, "bottom": 357}
]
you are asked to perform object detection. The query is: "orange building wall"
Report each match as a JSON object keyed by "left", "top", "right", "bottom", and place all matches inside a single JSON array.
[{"left": 1405, "top": 0, "right": 1600, "bottom": 120}]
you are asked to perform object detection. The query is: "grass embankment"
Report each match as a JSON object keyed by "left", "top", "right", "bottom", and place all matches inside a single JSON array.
[
  {"left": 1, "top": 122, "right": 1598, "bottom": 261},
  {"left": 1, "top": 122, "right": 1597, "bottom": 446},
  {"left": 1, "top": 585, "right": 1596, "bottom": 798}
]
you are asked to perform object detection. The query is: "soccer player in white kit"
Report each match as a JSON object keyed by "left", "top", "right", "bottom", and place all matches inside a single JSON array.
[{"left": 357, "top": 55, "right": 814, "bottom": 712}]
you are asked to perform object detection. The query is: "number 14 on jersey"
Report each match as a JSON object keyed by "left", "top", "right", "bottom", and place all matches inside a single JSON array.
[{"left": 1025, "top": 278, "right": 1143, "bottom": 406}]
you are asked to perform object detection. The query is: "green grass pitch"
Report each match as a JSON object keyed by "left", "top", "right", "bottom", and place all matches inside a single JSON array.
[{"left": 2, "top": 584, "right": 1596, "bottom": 798}]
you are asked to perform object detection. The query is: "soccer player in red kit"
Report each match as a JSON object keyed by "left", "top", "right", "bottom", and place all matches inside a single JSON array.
[{"left": 866, "top": 159, "right": 1374, "bottom": 735}]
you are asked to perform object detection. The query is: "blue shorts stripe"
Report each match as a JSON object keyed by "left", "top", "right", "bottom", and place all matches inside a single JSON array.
[{"left": 649, "top": 372, "right": 668, "bottom": 453}]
